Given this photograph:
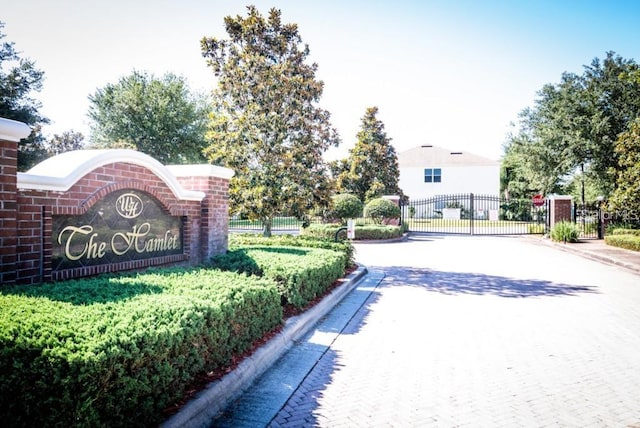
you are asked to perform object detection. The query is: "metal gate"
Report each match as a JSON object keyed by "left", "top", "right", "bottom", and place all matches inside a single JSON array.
[
  {"left": 401, "top": 194, "right": 548, "bottom": 235},
  {"left": 574, "top": 202, "right": 603, "bottom": 239}
]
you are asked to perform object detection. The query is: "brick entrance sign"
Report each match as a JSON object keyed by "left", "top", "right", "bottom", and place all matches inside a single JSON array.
[{"left": 0, "top": 117, "right": 234, "bottom": 285}]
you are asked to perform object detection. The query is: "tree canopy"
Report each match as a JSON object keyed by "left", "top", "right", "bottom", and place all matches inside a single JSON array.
[
  {"left": 0, "top": 22, "right": 48, "bottom": 170},
  {"left": 87, "top": 70, "right": 208, "bottom": 164},
  {"left": 502, "top": 52, "right": 640, "bottom": 203},
  {"left": 333, "top": 107, "right": 402, "bottom": 202},
  {"left": 201, "top": 6, "right": 340, "bottom": 236},
  {"left": 610, "top": 117, "right": 640, "bottom": 219},
  {"left": 45, "top": 130, "right": 85, "bottom": 156}
]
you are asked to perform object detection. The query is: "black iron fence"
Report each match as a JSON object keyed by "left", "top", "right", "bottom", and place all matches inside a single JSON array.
[
  {"left": 573, "top": 202, "right": 603, "bottom": 239},
  {"left": 402, "top": 194, "right": 548, "bottom": 235}
]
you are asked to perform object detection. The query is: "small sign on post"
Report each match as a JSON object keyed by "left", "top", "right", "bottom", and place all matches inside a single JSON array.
[
  {"left": 532, "top": 194, "right": 545, "bottom": 207},
  {"left": 347, "top": 219, "right": 355, "bottom": 239}
]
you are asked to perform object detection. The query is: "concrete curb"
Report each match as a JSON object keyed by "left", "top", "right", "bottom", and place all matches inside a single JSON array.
[
  {"left": 352, "top": 233, "right": 410, "bottom": 244},
  {"left": 161, "top": 265, "right": 369, "bottom": 428}
]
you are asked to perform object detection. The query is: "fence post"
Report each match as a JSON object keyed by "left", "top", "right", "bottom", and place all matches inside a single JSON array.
[{"left": 469, "top": 193, "right": 474, "bottom": 235}]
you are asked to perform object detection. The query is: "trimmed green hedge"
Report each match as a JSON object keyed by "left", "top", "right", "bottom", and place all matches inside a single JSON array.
[
  {"left": 0, "top": 269, "right": 282, "bottom": 427},
  {"left": 228, "top": 233, "right": 354, "bottom": 269},
  {"left": 605, "top": 234, "right": 640, "bottom": 252},
  {"left": 300, "top": 223, "right": 403, "bottom": 241},
  {"left": 610, "top": 228, "right": 640, "bottom": 236},
  {"left": 211, "top": 245, "right": 345, "bottom": 309}
]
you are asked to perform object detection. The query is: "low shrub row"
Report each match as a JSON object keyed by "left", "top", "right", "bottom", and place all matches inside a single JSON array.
[
  {"left": 609, "top": 228, "right": 640, "bottom": 236},
  {"left": 0, "top": 269, "right": 282, "bottom": 427},
  {"left": 210, "top": 245, "right": 346, "bottom": 309},
  {"left": 300, "top": 223, "right": 404, "bottom": 241},
  {"left": 228, "top": 233, "right": 354, "bottom": 269},
  {"left": 605, "top": 234, "right": 640, "bottom": 252}
]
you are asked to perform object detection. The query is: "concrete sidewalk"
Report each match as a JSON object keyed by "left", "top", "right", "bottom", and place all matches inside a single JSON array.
[{"left": 530, "top": 236, "right": 640, "bottom": 275}]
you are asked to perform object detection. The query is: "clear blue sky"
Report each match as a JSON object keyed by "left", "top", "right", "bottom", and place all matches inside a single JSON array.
[{"left": 3, "top": 0, "right": 640, "bottom": 161}]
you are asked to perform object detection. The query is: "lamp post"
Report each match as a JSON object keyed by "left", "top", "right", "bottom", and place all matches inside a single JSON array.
[{"left": 596, "top": 195, "right": 605, "bottom": 239}]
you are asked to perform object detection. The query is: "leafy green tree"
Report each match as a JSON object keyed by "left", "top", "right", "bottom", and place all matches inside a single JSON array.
[
  {"left": 0, "top": 22, "right": 48, "bottom": 170},
  {"left": 502, "top": 52, "right": 640, "bottom": 202},
  {"left": 201, "top": 6, "right": 340, "bottom": 236},
  {"left": 501, "top": 101, "right": 575, "bottom": 200},
  {"left": 87, "top": 71, "right": 208, "bottom": 164},
  {"left": 581, "top": 53, "right": 640, "bottom": 194},
  {"left": 609, "top": 117, "right": 640, "bottom": 221},
  {"left": 336, "top": 107, "right": 402, "bottom": 202},
  {"left": 46, "top": 130, "right": 85, "bottom": 156}
]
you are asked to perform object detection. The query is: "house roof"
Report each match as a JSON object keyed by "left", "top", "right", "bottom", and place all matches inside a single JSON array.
[{"left": 397, "top": 145, "right": 499, "bottom": 167}]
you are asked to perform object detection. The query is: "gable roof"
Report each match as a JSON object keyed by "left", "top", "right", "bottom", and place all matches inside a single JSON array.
[{"left": 397, "top": 145, "right": 499, "bottom": 167}]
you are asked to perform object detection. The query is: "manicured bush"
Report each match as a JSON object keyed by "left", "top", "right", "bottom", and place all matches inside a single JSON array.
[
  {"left": 0, "top": 269, "right": 282, "bottom": 427},
  {"left": 364, "top": 198, "right": 401, "bottom": 224},
  {"left": 211, "top": 246, "right": 345, "bottom": 309},
  {"left": 330, "top": 193, "right": 363, "bottom": 223},
  {"left": 605, "top": 234, "right": 640, "bottom": 252},
  {"left": 550, "top": 221, "right": 580, "bottom": 243}
]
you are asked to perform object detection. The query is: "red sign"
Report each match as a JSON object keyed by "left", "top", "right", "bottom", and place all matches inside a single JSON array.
[{"left": 532, "top": 194, "right": 545, "bottom": 207}]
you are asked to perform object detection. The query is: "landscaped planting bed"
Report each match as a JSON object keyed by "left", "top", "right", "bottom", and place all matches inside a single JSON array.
[
  {"left": 0, "top": 235, "right": 353, "bottom": 427},
  {"left": 300, "top": 223, "right": 404, "bottom": 241},
  {"left": 0, "top": 269, "right": 281, "bottom": 427}
]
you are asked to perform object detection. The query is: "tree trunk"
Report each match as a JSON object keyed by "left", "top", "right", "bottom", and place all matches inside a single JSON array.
[{"left": 262, "top": 217, "right": 272, "bottom": 237}]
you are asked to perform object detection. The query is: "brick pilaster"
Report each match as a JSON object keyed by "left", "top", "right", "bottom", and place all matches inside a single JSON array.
[{"left": 0, "top": 118, "right": 31, "bottom": 285}]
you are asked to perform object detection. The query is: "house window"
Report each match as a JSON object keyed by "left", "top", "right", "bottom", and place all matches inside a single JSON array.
[{"left": 424, "top": 168, "right": 442, "bottom": 183}]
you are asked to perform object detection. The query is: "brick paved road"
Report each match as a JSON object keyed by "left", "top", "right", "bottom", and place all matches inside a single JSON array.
[{"left": 215, "top": 235, "right": 640, "bottom": 427}]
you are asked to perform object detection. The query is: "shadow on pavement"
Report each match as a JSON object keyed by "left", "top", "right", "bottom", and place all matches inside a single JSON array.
[{"left": 379, "top": 266, "right": 599, "bottom": 298}]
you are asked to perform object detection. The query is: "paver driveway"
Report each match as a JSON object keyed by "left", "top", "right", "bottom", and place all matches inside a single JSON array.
[{"left": 216, "top": 235, "right": 640, "bottom": 427}]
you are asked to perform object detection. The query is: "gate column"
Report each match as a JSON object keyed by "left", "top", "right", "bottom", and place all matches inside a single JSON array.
[
  {"left": 0, "top": 118, "right": 31, "bottom": 285},
  {"left": 548, "top": 195, "right": 573, "bottom": 230}
]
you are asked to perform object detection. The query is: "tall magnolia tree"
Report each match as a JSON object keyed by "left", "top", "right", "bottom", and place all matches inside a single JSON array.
[
  {"left": 201, "top": 6, "right": 340, "bottom": 236},
  {"left": 335, "top": 107, "right": 402, "bottom": 202},
  {"left": 88, "top": 71, "right": 209, "bottom": 164},
  {"left": 0, "top": 22, "right": 48, "bottom": 170}
]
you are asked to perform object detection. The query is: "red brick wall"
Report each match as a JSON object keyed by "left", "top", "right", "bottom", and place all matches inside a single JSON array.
[
  {"left": 0, "top": 140, "right": 18, "bottom": 284},
  {"left": 1, "top": 148, "right": 231, "bottom": 285},
  {"left": 551, "top": 198, "right": 573, "bottom": 226},
  {"left": 177, "top": 175, "right": 230, "bottom": 260}
]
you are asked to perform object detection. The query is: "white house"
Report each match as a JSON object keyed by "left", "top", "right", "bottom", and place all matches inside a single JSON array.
[{"left": 398, "top": 145, "right": 500, "bottom": 201}]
